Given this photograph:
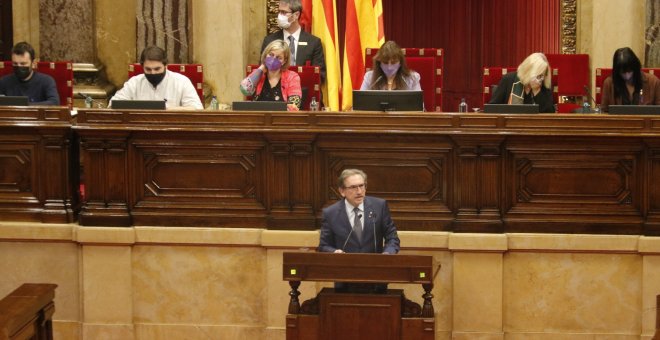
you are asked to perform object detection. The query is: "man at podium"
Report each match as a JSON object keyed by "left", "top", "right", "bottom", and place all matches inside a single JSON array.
[{"left": 319, "top": 169, "right": 400, "bottom": 254}]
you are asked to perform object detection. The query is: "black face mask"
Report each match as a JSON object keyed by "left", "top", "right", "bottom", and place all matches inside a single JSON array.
[
  {"left": 13, "top": 66, "right": 32, "bottom": 81},
  {"left": 145, "top": 72, "right": 166, "bottom": 87}
]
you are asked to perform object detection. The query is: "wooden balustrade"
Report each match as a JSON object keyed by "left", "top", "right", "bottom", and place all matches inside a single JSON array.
[{"left": 0, "top": 283, "right": 57, "bottom": 340}]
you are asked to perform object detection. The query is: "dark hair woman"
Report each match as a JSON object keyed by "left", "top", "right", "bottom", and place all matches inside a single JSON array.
[{"left": 601, "top": 47, "right": 660, "bottom": 112}]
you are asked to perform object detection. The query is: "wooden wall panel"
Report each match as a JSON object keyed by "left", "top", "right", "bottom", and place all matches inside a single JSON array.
[
  {"left": 0, "top": 108, "right": 77, "bottom": 223},
  {"left": 70, "top": 109, "right": 660, "bottom": 235},
  {"left": 503, "top": 137, "right": 644, "bottom": 234}
]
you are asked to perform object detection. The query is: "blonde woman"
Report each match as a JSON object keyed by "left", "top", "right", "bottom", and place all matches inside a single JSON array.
[
  {"left": 240, "top": 39, "right": 302, "bottom": 111},
  {"left": 489, "top": 52, "right": 554, "bottom": 113}
]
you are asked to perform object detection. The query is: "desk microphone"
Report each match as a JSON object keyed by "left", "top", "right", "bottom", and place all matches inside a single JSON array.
[
  {"left": 78, "top": 93, "right": 106, "bottom": 108},
  {"left": 341, "top": 213, "right": 361, "bottom": 252},
  {"left": 583, "top": 85, "right": 598, "bottom": 108},
  {"left": 369, "top": 211, "right": 377, "bottom": 252}
]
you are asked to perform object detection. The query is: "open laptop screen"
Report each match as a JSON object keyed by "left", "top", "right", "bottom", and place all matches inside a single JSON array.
[
  {"left": 352, "top": 90, "right": 424, "bottom": 111},
  {"left": 608, "top": 105, "right": 660, "bottom": 115},
  {"left": 0, "top": 96, "right": 30, "bottom": 106},
  {"left": 111, "top": 100, "right": 166, "bottom": 110}
]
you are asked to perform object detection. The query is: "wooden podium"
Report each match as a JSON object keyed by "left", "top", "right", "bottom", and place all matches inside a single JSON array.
[{"left": 283, "top": 252, "right": 437, "bottom": 340}]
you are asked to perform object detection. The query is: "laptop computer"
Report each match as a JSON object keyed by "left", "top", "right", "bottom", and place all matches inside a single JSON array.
[
  {"left": 0, "top": 96, "right": 30, "bottom": 106},
  {"left": 608, "top": 105, "right": 660, "bottom": 115},
  {"left": 352, "top": 90, "right": 424, "bottom": 111},
  {"left": 111, "top": 100, "right": 166, "bottom": 110},
  {"left": 232, "top": 101, "right": 288, "bottom": 111},
  {"left": 483, "top": 104, "right": 540, "bottom": 114}
]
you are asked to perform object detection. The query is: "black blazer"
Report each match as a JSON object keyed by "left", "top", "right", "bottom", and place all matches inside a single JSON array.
[
  {"left": 261, "top": 29, "right": 326, "bottom": 83},
  {"left": 489, "top": 71, "right": 555, "bottom": 113}
]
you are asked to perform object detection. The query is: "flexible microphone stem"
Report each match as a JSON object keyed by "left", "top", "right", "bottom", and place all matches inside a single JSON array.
[
  {"left": 341, "top": 213, "right": 361, "bottom": 252},
  {"left": 583, "top": 85, "right": 598, "bottom": 107}
]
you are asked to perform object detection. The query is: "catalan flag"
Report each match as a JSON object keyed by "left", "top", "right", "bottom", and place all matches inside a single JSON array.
[
  {"left": 310, "top": 0, "right": 341, "bottom": 110},
  {"left": 341, "top": 0, "right": 385, "bottom": 110}
]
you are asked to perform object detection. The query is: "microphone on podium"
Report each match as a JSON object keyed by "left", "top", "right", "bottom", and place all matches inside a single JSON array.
[
  {"left": 369, "top": 211, "right": 377, "bottom": 252},
  {"left": 341, "top": 213, "right": 361, "bottom": 252}
]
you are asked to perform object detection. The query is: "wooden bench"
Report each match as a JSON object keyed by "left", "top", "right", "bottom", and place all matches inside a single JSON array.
[{"left": 0, "top": 284, "right": 57, "bottom": 340}]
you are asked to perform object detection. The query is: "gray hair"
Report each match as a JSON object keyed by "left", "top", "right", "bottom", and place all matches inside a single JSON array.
[
  {"left": 337, "top": 169, "right": 367, "bottom": 188},
  {"left": 281, "top": 0, "right": 302, "bottom": 13}
]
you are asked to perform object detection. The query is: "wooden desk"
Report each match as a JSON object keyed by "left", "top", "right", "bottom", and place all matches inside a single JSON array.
[
  {"left": 73, "top": 109, "right": 660, "bottom": 234},
  {"left": 0, "top": 283, "right": 57, "bottom": 340},
  {"left": 0, "top": 107, "right": 78, "bottom": 223},
  {"left": 282, "top": 252, "right": 437, "bottom": 340}
]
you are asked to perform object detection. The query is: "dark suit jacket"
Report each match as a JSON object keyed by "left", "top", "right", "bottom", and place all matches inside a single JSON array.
[
  {"left": 261, "top": 29, "right": 326, "bottom": 83},
  {"left": 489, "top": 71, "right": 555, "bottom": 113},
  {"left": 318, "top": 196, "right": 400, "bottom": 254}
]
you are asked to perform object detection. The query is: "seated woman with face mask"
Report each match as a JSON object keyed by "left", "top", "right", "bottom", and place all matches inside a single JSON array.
[
  {"left": 489, "top": 52, "right": 555, "bottom": 113},
  {"left": 600, "top": 47, "right": 660, "bottom": 112},
  {"left": 360, "top": 41, "right": 421, "bottom": 91},
  {"left": 240, "top": 39, "right": 302, "bottom": 111}
]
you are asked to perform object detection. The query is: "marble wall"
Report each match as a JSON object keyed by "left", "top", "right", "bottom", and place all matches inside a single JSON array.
[
  {"left": 39, "top": 0, "right": 95, "bottom": 62},
  {"left": 645, "top": 0, "right": 660, "bottom": 67},
  {"left": 136, "top": 0, "right": 190, "bottom": 64},
  {"left": 1, "top": 222, "right": 660, "bottom": 340},
  {"left": 95, "top": 0, "right": 137, "bottom": 87}
]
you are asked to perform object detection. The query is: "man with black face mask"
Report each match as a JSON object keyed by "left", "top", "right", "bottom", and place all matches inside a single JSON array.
[
  {"left": 109, "top": 46, "right": 203, "bottom": 110},
  {"left": 0, "top": 42, "right": 60, "bottom": 106}
]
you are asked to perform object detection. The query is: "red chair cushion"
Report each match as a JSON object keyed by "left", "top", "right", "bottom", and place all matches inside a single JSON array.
[
  {"left": 1, "top": 61, "right": 73, "bottom": 107},
  {"left": 244, "top": 65, "right": 321, "bottom": 110},
  {"left": 129, "top": 63, "right": 204, "bottom": 103},
  {"left": 365, "top": 47, "right": 444, "bottom": 112}
]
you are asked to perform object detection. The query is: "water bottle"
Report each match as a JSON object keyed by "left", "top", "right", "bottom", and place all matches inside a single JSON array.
[
  {"left": 309, "top": 97, "right": 319, "bottom": 111},
  {"left": 458, "top": 98, "right": 468, "bottom": 113},
  {"left": 210, "top": 96, "right": 219, "bottom": 110}
]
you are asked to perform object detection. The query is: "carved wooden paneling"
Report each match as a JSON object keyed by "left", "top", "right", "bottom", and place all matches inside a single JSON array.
[
  {"left": 645, "top": 139, "right": 660, "bottom": 235},
  {"left": 78, "top": 132, "right": 131, "bottom": 226},
  {"left": 128, "top": 135, "right": 268, "bottom": 227},
  {"left": 0, "top": 107, "right": 77, "bottom": 223},
  {"left": 503, "top": 137, "right": 644, "bottom": 234},
  {"left": 452, "top": 136, "right": 504, "bottom": 232},
  {"left": 71, "top": 109, "right": 660, "bottom": 234},
  {"left": 317, "top": 134, "right": 454, "bottom": 231},
  {"left": 266, "top": 134, "right": 316, "bottom": 229}
]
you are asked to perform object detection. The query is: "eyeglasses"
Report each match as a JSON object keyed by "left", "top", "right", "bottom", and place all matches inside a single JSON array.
[
  {"left": 344, "top": 183, "right": 366, "bottom": 191},
  {"left": 278, "top": 10, "right": 293, "bottom": 15}
]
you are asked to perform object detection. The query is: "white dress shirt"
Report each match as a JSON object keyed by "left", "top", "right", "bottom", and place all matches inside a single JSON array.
[
  {"left": 344, "top": 201, "right": 364, "bottom": 231},
  {"left": 110, "top": 70, "right": 203, "bottom": 110}
]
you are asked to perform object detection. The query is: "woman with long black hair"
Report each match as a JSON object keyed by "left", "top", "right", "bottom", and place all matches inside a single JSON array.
[{"left": 601, "top": 47, "right": 660, "bottom": 112}]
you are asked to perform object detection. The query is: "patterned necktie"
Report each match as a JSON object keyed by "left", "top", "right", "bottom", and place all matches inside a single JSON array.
[
  {"left": 353, "top": 207, "right": 362, "bottom": 242},
  {"left": 288, "top": 35, "right": 296, "bottom": 65}
]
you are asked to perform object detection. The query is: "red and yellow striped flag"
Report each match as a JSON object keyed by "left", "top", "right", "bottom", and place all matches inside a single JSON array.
[
  {"left": 341, "top": 0, "right": 385, "bottom": 110},
  {"left": 311, "top": 0, "right": 341, "bottom": 110}
]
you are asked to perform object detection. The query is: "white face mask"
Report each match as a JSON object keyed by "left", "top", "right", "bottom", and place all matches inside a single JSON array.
[{"left": 277, "top": 13, "right": 291, "bottom": 29}]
